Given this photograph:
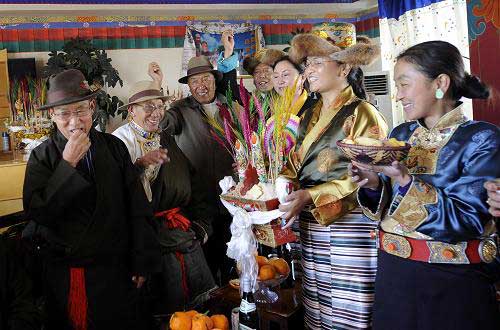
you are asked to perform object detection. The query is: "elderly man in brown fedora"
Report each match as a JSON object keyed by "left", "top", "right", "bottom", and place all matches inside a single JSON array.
[
  {"left": 112, "top": 80, "right": 216, "bottom": 313},
  {"left": 22, "top": 69, "right": 160, "bottom": 330},
  {"left": 150, "top": 56, "right": 234, "bottom": 285}
]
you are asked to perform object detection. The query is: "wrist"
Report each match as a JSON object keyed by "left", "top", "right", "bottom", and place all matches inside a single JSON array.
[
  {"left": 63, "top": 157, "right": 77, "bottom": 168},
  {"left": 224, "top": 49, "right": 233, "bottom": 59},
  {"left": 397, "top": 174, "right": 412, "bottom": 187},
  {"left": 135, "top": 157, "right": 144, "bottom": 168},
  {"left": 303, "top": 189, "right": 313, "bottom": 205},
  {"left": 367, "top": 177, "right": 381, "bottom": 191}
]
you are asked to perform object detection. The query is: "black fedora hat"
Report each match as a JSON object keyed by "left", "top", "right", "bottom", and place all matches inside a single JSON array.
[{"left": 38, "top": 69, "right": 101, "bottom": 110}]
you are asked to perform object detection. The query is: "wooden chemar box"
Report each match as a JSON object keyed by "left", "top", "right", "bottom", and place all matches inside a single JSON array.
[{"left": 253, "top": 219, "right": 297, "bottom": 248}]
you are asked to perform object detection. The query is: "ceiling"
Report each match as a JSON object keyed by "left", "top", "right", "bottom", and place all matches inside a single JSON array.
[{"left": 0, "top": 0, "right": 378, "bottom": 18}]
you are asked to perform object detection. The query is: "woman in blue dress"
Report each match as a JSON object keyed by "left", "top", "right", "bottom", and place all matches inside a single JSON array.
[{"left": 352, "top": 40, "right": 500, "bottom": 330}]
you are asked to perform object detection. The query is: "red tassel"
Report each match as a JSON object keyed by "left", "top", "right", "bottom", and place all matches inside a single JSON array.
[
  {"left": 68, "top": 267, "right": 88, "bottom": 330},
  {"left": 175, "top": 251, "right": 190, "bottom": 299}
]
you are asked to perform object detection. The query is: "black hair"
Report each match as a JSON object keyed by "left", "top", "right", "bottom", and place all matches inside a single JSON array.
[
  {"left": 397, "top": 40, "right": 490, "bottom": 100},
  {"left": 272, "top": 56, "right": 303, "bottom": 73},
  {"left": 346, "top": 66, "right": 367, "bottom": 100}
]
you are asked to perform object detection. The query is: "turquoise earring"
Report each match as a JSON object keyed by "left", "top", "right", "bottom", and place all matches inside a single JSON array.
[{"left": 435, "top": 88, "right": 444, "bottom": 99}]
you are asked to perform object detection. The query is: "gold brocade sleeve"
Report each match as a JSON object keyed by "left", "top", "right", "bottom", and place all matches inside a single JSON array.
[
  {"left": 279, "top": 146, "right": 301, "bottom": 189},
  {"left": 349, "top": 101, "right": 388, "bottom": 140},
  {"left": 306, "top": 101, "right": 389, "bottom": 225}
]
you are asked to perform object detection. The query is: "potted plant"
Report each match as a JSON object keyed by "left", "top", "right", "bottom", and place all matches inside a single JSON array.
[{"left": 42, "top": 37, "right": 125, "bottom": 131}]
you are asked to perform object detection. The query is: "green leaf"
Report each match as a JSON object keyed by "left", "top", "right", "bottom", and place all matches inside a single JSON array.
[{"left": 42, "top": 37, "right": 125, "bottom": 131}]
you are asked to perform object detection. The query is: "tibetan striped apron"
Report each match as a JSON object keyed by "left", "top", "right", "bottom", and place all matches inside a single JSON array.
[{"left": 300, "top": 209, "right": 378, "bottom": 330}]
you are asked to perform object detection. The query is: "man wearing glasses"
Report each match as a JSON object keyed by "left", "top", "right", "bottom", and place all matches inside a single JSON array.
[
  {"left": 23, "top": 69, "right": 160, "bottom": 330},
  {"left": 113, "top": 80, "right": 217, "bottom": 313}
]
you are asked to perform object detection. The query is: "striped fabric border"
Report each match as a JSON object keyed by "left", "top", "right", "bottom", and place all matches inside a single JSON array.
[
  {"left": 0, "top": 15, "right": 379, "bottom": 52},
  {"left": 0, "top": 0, "right": 361, "bottom": 3}
]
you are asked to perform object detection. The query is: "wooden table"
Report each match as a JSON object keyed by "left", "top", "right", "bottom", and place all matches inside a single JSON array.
[{"left": 203, "top": 282, "right": 303, "bottom": 330}]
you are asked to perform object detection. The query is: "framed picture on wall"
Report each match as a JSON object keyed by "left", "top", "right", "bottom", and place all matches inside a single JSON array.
[{"left": 182, "top": 22, "right": 265, "bottom": 81}]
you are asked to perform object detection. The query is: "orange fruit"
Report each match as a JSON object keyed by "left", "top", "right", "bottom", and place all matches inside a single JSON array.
[
  {"left": 201, "top": 314, "right": 214, "bottom": 329},
  {"left": 185, "top": 310, "right": 199, "bottom": 318},
  {"left": 255, "top": 255, "right": 269, "bottom": 268},
  {"left": 192, "top": 314, "right": 208, "bottom": 330},
  {"left": 258, "top": 264, "right": 276, "bottom": 280},
  {"left": 269, "top": 258, "right": 290, "bottom": 275},
  {"left": 170, "top": 311, "right": 192, "bottom": 330},
  {"left": 210, "top": 314, "right": 229, "bottom": 330}
]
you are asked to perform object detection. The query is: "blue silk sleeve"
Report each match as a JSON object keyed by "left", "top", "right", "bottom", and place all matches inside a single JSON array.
[
  {"left": 216, "top": 52, "right": 239, "bottom": 73},
  {"left": 387, "top": 123, "right": 500, "bottom": 243}
]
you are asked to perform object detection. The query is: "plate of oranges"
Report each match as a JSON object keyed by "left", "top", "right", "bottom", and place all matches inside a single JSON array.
[{"left": 231, "top": 255, "right": 290, "bottom": 289}]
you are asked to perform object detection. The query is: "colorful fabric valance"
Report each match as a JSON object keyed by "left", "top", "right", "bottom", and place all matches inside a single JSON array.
[{"left": 0, "top": 17, "right": 379, "bottom": 53}]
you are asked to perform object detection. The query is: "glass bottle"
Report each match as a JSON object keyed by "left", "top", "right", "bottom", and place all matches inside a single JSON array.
[{"left": 239, "top": 277, "right": 259, "bottom": 330}]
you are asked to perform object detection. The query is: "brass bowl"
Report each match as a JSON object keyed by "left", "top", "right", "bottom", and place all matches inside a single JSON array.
[{"left": 336, "top": 140, "right": 411, "bottom": 165}]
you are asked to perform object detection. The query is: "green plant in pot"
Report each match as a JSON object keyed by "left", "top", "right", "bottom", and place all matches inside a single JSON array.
[{"left": 42, "top": 37, "right": 126, "bottom": 131}]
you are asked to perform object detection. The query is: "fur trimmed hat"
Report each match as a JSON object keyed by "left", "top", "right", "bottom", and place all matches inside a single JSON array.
[
  {"left": 243, "top": 48, "right": 286, "bottom": 75},
  {"left": 289, "top": 23, "right": 379, "bottom": 67}
]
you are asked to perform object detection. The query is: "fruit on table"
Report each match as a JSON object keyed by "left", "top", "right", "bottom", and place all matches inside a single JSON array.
[
  {"left": 170, "top": 310, "right": 218, "bottom": 330},
  {"left": 269, "top": 258, "right": 290, "bottom": 275},
  {"left": 258, "top": 264, "right": 276, "bottom": 280},
  {"left": 169, "top": 311, "right": 192, "bottom": 330},
  {"left": 210, "top": 315, "right": 229, "bottom": 330},
  {"left": 186, "top": 310, "right": 199, "bottom": 318},
  {"left": 201, "top": 314, "right": 214, "bottom": 329},
  {"left": 255, "top": 255, "right": 269, "bottom": 267},
  {"left": 192, "top": 314, "right": 211, "bottom": 330}
]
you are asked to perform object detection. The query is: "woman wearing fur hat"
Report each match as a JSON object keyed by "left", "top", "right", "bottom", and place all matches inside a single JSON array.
[
  {"left": 353, "top": 41, "right": 499, "bottom": 330},
  {"left": 278, "top": 23, "right": 387, "bottom": 330},
  {"left": 113, "top": 81, "right": 216, "bottom": 313}
]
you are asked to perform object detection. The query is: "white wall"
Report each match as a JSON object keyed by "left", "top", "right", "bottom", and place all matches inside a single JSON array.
[{"left": 8, "top": 38, "right": 382, "bottom": 131}]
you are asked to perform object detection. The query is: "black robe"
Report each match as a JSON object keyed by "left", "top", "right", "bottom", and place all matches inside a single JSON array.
[
  {"left": 23, "top": 129, "right": 160, "bottom": 330},
  {"left": 150, "top": 134, "right": 215, "bottom": 313},
  {"left": 161, "top": 96, "right": 235, "bottom": 284},
  {"left": 0, "top": 236, "right": 40, "bottom": 330}
]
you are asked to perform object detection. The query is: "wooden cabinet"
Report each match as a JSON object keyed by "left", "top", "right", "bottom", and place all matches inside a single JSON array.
[
  {"left": 0, "top": 152, "right": 26, "bottom": 217},
  {"left": 0, "top": 49, "right": 10, "bottom": 122}
]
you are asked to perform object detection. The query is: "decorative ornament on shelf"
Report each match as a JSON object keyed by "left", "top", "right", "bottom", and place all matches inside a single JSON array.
[{"left": 7, "top": 76, "right": 51, "bottom": 154}]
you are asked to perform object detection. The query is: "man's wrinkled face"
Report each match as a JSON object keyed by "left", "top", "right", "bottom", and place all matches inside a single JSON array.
[
  {"left": 129, "top": 99, "right": 165, "bottom": 132},
  {"left": 49, "top": 99, "right": 95, "bottom": 139},
  {"left": 253, "top": 63, "right": 274, "bottom": 92},
  {"left": 188, "top": 72, "right": 216, "bottom": 104}
]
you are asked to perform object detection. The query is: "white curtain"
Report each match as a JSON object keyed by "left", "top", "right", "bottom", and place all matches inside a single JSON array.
[{"left": 379, "top": 0, "right": 471, "bottom": 126}]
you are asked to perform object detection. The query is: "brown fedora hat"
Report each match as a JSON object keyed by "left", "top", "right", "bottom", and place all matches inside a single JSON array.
[
  {"left": 38, "top": 69, "right": 101, "bottom": 110},
  {"left": 178, "top": 56, "right": 222, "bottom": 84},
  {"left": 117, "top": 80, "right": 174, "bottom": 111}
]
